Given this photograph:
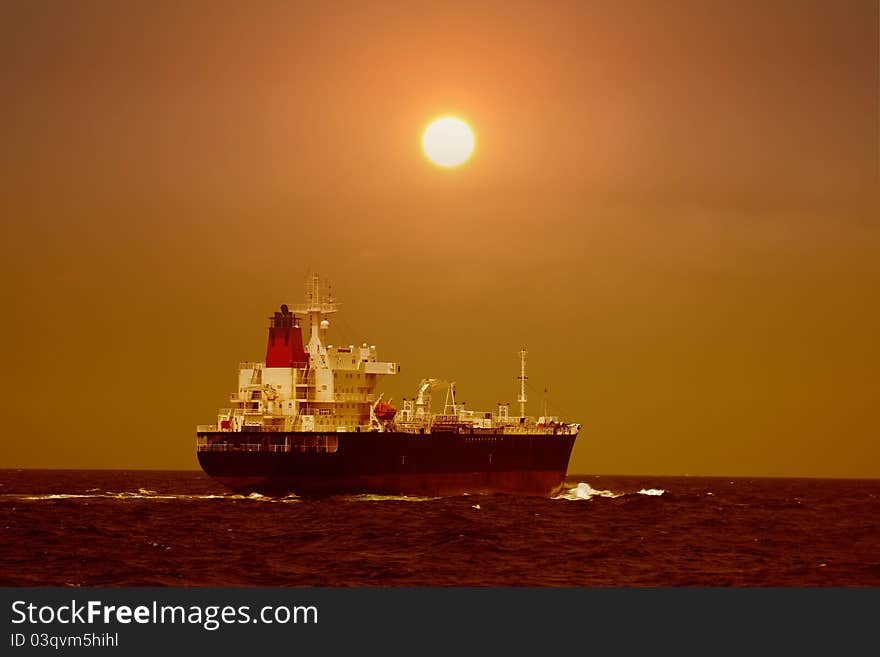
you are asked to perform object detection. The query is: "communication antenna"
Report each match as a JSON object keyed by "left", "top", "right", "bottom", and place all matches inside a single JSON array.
[{"left": 517, "top": 347, "right": 528, "bottom": 418}]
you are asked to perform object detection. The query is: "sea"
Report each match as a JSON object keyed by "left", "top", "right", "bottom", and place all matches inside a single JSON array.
[{"left": 1, "top": 470, "right": 877, "bottom": 587}]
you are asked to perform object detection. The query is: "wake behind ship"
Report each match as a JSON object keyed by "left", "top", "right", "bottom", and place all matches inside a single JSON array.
[{"left": 196, "top": 276, "right": 580, "bottom": 496}]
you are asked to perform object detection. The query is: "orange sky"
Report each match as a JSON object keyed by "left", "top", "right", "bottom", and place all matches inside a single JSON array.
[{"left": 1, "top": 0, "right": 878, "bottom": 476}]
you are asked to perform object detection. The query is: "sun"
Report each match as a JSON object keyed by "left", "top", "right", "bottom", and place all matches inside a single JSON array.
[{"left": 422, "top": 116, "right": 475, "bottom": 168}]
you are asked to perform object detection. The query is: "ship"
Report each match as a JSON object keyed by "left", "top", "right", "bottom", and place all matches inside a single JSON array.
[{"left": 196, "top": 275, "right": 580, "bottom": 496}]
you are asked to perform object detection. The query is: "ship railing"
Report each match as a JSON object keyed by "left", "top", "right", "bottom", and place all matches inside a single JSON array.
[
  {"left": 395, "top": 425, "right": 429, "bottom": 435},
  {"left": 198, "top": 443, "right": 265, "bottom": 452},
  {"left": 263, "top": 444, "right": 338, "bottom": 453},
  {"left": 498, "top": 425, "right": 578, "bottom": 435},
  {"left": 197, "top": 425, "right": 218, "bottom": 433},
  {"left": 197, "top": 441, "right": 340, "bottom": 453},
  {"left": 197, "top": 443, "right": 228, "bottom": 452}
]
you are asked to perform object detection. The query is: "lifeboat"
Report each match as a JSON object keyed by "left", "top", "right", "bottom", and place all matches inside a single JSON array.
[{"left": 374, "top": 400, "right": 398, "bottom": 421}]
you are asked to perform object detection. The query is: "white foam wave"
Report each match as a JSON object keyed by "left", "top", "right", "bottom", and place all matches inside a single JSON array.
[
  {"left": 637, "top": 488, "right": 665, "bottom": 496},
  {"left": 340, "top": 494, "right": 439, "bottom": 502},
  {"left": 19, "top": 492, "right": 179, "bottom": 500},
  {"left": 232, "top": 492, "right": 301, "bottom": 502},
  {"left": 4, "top": 491, "right": 290, "bottom": 502},
  {"left": 554, "top": 483, "right": 666, "bottom": 501},
  {"left": 554, "top": 482, "right": 621, "bottom": 500},
  {"left": 25, "top": 493, "right": 95, "bottom": 500}
]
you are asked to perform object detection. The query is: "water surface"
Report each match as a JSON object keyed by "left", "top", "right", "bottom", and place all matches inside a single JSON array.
[{"left": 1, "top": 470, "right": 877, "bottom": 586}]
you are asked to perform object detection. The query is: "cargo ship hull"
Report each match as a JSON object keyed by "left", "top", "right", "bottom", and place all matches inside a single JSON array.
[{"left": 197, "top": 430, "right": 577, "bottom": 497}]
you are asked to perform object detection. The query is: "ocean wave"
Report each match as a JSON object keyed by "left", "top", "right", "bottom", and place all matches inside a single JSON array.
[
  {"left": 554, "top": 482, "right": 621, "bottom": 500},
  {"left": 338, "top": 494, "right": 439, "bottom": 502},
  {"left": 1, "top": 491, "right": 295, "bottom": 502},
  {"left": 2, "top": 470, "right": 874, "bottom": 587},
  {"left": 6, "top": 486, "right": 667, "bottom": 503},
  {"left": 554, "top": 483, "right": 666, "bottom": 501}
]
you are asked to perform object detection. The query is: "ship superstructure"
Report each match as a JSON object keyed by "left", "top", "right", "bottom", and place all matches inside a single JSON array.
[
  {"left": 197, "top": 275, "right": 580, "bottom": 496},
  {"left": 219, "top": 276, "right": 400, "bottom": 435}
]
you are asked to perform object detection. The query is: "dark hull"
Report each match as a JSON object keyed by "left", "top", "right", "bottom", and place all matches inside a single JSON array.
[{"left": 197, "top": 430, "right": 578, "bottom": 497}]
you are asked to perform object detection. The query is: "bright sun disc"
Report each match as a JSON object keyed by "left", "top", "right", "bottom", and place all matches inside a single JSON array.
[{"left": 422, "top": 117, "right": 475, "bottom": 168}]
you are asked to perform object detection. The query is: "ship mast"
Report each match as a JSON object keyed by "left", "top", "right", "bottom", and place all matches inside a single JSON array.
[
  {"left": 299, "top": 274, "right": 338, "bottom": 352},
  {"left": 517, "top": 347, "right": 528, "bottom": 418},
  {"left": 293, "top": 274, "right": 339, "bottom": 403}
]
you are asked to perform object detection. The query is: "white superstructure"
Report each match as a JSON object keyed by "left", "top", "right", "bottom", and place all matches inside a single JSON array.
[{"left": 199, "top": 275, "right": 579, "bottom": 437}]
